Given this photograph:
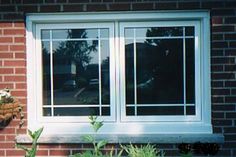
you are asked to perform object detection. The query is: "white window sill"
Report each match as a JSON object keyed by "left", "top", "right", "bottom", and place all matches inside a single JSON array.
[{"left": 16, "top": 134, "right": 224, "bottom": 144}]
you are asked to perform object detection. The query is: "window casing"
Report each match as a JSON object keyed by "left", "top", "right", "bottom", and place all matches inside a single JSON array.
[{"left": 26, "top": 11, "right": 212, "bottom": 134}]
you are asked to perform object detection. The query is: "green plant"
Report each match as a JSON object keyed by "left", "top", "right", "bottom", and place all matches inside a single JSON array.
[
  {"left": 16, "top": 127, "right": 44, "bottom": 157},
  {"left": 70, "top": 116, "right": 123, "bottom": 157},
  {"left": 121, "top": 143, "right": 164, "bottom": 157}
]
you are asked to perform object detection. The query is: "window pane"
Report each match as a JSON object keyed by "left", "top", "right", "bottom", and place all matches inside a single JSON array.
[
  {"left": 54, "top": 107, "right": 99, "bottom": 116},
  {"left": 52, "top": 29, "right": 98, "bottom": 39},
  {"left": 41, "top": 30, "right": 50, "bottom": 39},
  {"left": 186, "top": 106, "right": 195, "bottom": 115},
  {"left": 100, "top": 29, "right": 109, "bottom": 38},
  {"left": 52, "top": 40, "right": 99, "bottom": 105},
  {"left": 101, "top": 40, "right": 110, "bottom": 104},
  {"left": 125, "top": 28, "right": 134, "bottom": 38},
  {"left": 137, "top": 106, "right": 184, "bottom": 116},
  {"left": 185, "top": 27, "right": 194, "bottom": 36},
  {"left": 42, "top": 41, "right": 51, "bottom": 106},
  {"left": 125, "top": 39, "right": 135, "bottom": 104},
  {"left": 136, "top": 27, "right": 183, "bottom": 37},
  {"left": 43, "top": 108, "right": 51, "bottom": 116},
  {"left": 136, "top": 39, "right": 184, "bottom": 104},
  {"left": 186, "top": 38, "right": 195, "bottom": 104}
]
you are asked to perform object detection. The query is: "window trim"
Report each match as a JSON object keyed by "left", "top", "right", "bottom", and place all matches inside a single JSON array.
[{"left": 26, "top": 11, "right": 212, "bottom": 134}]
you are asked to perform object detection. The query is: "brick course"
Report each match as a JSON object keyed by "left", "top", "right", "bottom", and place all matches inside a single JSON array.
[{"left": 0, "top": 0, "right": 235, "bottom": 156}]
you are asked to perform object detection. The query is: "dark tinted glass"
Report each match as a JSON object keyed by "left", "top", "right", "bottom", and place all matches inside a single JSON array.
[
  {"left": 186, "top": 38, "right": 195, "bottom": 104},
  {"left": 136, "top": 27, "right": 183, "bottom": 37},
  {"left": 43, "top": 108, "right": 51, "bottom": 116},
  {"left": 186, "top": 106, "right": 195, "bottom": 115},
  {"left": 185, "top": 27, "right": 194, "bottom": 36},
  {"left": 136, "top": 39, "right": 184, "bottom": 104},
  {"left": 125, "top": 40, "right": 135, "bottom": 104},
  {"left": 54, "top": 107, "right": 99, "bottom": 116},
  {"left": 42, "top": 41, "right": 51, "bottom": 105},
  {"left": 137, "top": 106, "right": 184, "bottom": 115},
  {"left": 41, "top": 30, "right": 50, "bottom": 39},
  {"left": 52, "top": 29, "right": 98, "bottom": 39}
]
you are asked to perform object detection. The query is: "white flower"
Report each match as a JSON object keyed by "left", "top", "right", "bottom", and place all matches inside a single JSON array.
[{"left": 0, "top": 89, "right": 11, "bottom": 101}]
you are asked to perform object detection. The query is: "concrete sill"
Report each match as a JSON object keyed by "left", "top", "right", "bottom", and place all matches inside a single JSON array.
[{"left": 16, "top": 134, "right": 224, "bottom": 144}]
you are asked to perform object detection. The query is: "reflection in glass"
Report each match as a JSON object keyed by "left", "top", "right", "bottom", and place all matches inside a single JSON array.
[
  {"left": 41, "top": 30, "right": 50, "bottom": 39},
  {"left": 186, "top": 38, "right": 195, "bottom": 104},
  {"left": 138, "top": 27, "right": 183, "bottom": 37},
  {"left": 125, "top": 40, "right": 135, "bottom": 104},
  {"left": 137, "top": 106, "right": 184, "bottom": 115},
  {"left": 42, "top": 41, "right": 51, "bottom": 105},
  {"left": 185, "top": 27, "right": 194, "bottom": 36},
  {"left": 52, "top": 29, "right": 99, "bottom": 39},
  {"left": 54, "top": 107, "right": 99, "bottom": 116},
  {"left": 41, "top": 28, "right": 111, "bottom": 117},
  {"left": 139, "top": 39, "right": 183, "bottom": 104}
]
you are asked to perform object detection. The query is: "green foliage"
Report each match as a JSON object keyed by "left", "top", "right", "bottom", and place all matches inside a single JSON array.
[
  {"left": 16, "top": 127, "right": 44, "bottom": 157},
  {"left": 121, "top": 144, "right": 164, "bottom": 157},
  {"left": 180, "top": 152, "right": 192, "bottom": 157},
  {"left": 70, "top": 116, "right": 122, "bottom": 157}
]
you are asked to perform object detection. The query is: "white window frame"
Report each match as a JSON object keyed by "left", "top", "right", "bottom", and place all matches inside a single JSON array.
[{"left": 26, "top": 11, "right": 212, "bottom": 135}]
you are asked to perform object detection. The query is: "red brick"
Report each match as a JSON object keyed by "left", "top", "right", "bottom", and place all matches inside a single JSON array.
[
  {"left": 211, "top": 81, "right": 223, "bottom": 87},
  {"left": 87, "top": 4, "right": 107, "bottom": 11},
  {"left": 15, "top": 68, "right": 26, "bottom": 74},
  {"left": 0, "top": 68, "right": 14, "bottom": 74},
  {"left": 18, "top": 5, "right": 38, "bottom": 12},
  {"left": 14, "top": 37, "right": 25, "bottom": 43},
  {"left": 155, "top": 2, "right": 177, "bottom": 10},
  {"left": 0, "top": 53, "right": 13, "bottom": 58},
  {"left": 0, "top": 128, "right": 15, "bottom": 134},
  {"left": 225, "top": 96, "right": 236, "bottom": 103},
  {"left": 5, "top": 135, "right": 15, "bottom": 141},
  {"left": 3, "top": 29, "right": 25, "bottom": 35},
  {"left": 6, "top": 150, "right": 25, "bottom": 156},
  {"left": 0, "top": 142, "right": 15, "bottom": 149},
  {"left": 36, "top": 150, "right": 49, "bottom": 156},
  {"left": 225, "top": 65, "right": 236, "bottom": 71},
  {"left": 39, "top": 144, "right": 60, "bottom": 149},
  {"left": 68, "top": 0, "right": 89, "bottom": 3},
  {"left": 0, "top": 135, "right": 5, "bottom": 141},
  {"left": 15, "top": 53, "right": 26, "bottom": 59},
  {"left": 0, "top": 23, "right": 12, "bottom": 27},
  {"left": 212, "top": 104, "right": 235, "bottom": 111},
  {"left": 0, "top": 45, "right": 8, "bottom": 51},
  {"left": 226, "top": 112, "right": 236, "bottom": 118},
  {"left": 4, "top": 76, "right": 26, "bottom": 82},
  {"left": 109, "top": 3, "right": 130, "bottom": 11},
  {"left": 178, "top": 2, "right": 200, "bottom": 9},
  {"left": 212, "top": 89, "right": 230, "bottom": 95},
  {"left": 4, "top": 60, "right": 26, "bottom": 66},
  {"left": 14, "top": 22, "right": 25, "bottom": 28},
  {"left": 212, "top": 112, "right": 224, "bottom": 119},
  {"left": 225, "top": 17, "right": 236, "bottom": 24},
  {"left": 0, "top": 83, "right": 14, "bottom": 89},
  {"left": 212, "top": 120, "right": 232, "bottom": 126},
  {"left": 212, "top": 34, "right": 223, "bottom": 41},
  {"left": 211, "top": 65, "right": 223, "bottom": 71},
  {"left": 40, "top": 5, "right": 60, "bottom": 12},
  {"left": 63, "top": 4, "right": 84, "bottom": 12},
  {"left": 224, "top": 127, "right": 236, "bottom": 133},
  {"left": 0, "top": 6, "right": 15, "bottom": 12},
  {"left": 49, "top": 149, "right": 70, "bottom": 156},
  {"left": 132, "top": 3, "right": 154, "bottom": 10},
  {"left": 10, "top": 45, "right": 26, "bottom": 51},
  {"left": 212, "top": 17, "right": 223, "bottom": 25},
  {"left": 212, "top": 26, "right": 235, "bottom": 32},
  {"left": 202, "top": 1, "right": 224, "bottom": 8},
  {"left": 11, "top": 90, "right": 26, "bottom": 97},
  {"left": 0, "top": 37, "right": 13, "bottom": 43},
  {"left": 16, "top": 83, "right": 27, "bottom": 89},
  {"left": 225, "top": 34, "right": 236, "bottom": 40},
  {"left": 229, "top": 41, "right": 236, "bottom": 48},
  {"left": 211, "top": 73, "right": 235, "bottom": 80},
  {"left": 3, "top": 13, "right": 24, "bottom": 20},
  {"left": 211, "top": 9, "right": 236, "bottom": 16}
]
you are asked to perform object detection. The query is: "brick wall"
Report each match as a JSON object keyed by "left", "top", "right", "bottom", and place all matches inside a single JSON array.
[{"left": 0, "top": 0, "right": 235, "bottom": 156}]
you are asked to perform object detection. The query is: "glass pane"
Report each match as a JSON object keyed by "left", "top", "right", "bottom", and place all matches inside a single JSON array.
[
  {"left": 54, "top": 107, "right": 99, "bottom": 116},
  {"left": 43, "top": 108, "right": 51, "bottom": 116},
  {"left": 41, "top": 30, "right": 50, "bottom": 39},
  {"left": 125, "top": 39, "right": 135, "bottom": 104},
  {"left": 101, "top": 40, "right": 110, "bottom": 104},
  {"left": 136, "top": 27, "right": 183, "bottom": 37},
  {"left": 125, "top": 28, "right": 134, "bottom": 38},
  {"left": 185, "top": 27, "right": 194, "bottom": 36},
  {"left": 186, "top": 106, "right": 195, "bottom": 115},
  {"left": 52, "top": 29, "right": 98, "bottom": 39},
  {"left": 52, "top": 40, "right": 99, "bottom": 105},
  {"left": 42, "top": 41, "right": 51, "bottom": 105},
  {"left": 186, "top": 38, "right": 195, "bottom": 104},
  {"left": 126, "top": 106, "right": 135, "bottom": 116},
  {"left": 137, "top": 106, "right": 184, "bottom": 115},
  {"left": 102, "top": 107, "right": 110, "bottom": 116},
  {"left": 136, "top": 39, "right": 184, "bottom": 104},
  {"left": 100, "top": 29, "right": 109, "bottom": 38}
]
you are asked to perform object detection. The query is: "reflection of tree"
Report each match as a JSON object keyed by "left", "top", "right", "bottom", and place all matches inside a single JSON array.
[{"left": 53, "top": 29, "right": 98, "bottom": 88}]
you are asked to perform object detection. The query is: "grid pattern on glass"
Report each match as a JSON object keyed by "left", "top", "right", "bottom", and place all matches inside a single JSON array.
[
  {"left": 41, "top": 28, "right": 110, "bottom": 117},
  {"left": 125, "top": 26, "right": 195, "bottom": 116}
]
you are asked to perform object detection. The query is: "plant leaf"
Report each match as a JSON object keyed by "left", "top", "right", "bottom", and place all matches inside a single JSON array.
[
  {"left": 97, "top": 140, "right": 107, "bottom": 149},
  {"left": 82, "top": 135, "right": 94, "bottom": 143}
]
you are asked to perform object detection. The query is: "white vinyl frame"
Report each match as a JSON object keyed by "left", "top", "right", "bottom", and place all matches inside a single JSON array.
[{"left": 26, "top": 11, "right": 212, "bottom": 135}]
